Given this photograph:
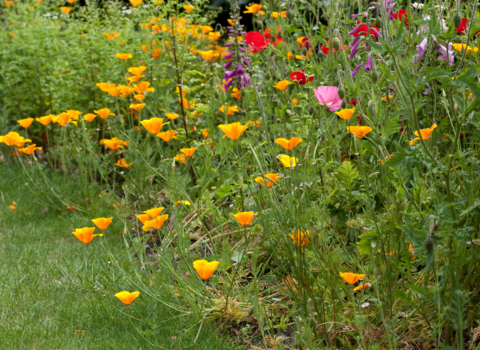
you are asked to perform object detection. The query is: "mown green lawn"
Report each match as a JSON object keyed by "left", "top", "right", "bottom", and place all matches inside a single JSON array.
[{"left": 0, "top": 164, "right": 234, "bottom": 349}]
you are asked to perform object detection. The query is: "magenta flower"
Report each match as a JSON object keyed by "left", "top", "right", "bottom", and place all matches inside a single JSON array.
[{"left": 313, "top": 86, "right": 343, "bottom": 112}]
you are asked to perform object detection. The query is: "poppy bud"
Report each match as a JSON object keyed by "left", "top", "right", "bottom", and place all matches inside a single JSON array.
[
  {"left": 371, "top": 70, "right": 379, "bottom": 83},
  {"left": 453, "top": 12, "right": 462, "bottom": 29},
  {"left": 375, "top": 17, "right": 382, "bottom": 28},
  {"left": 265, "top": 71, "right": 272, "bottom": 80},
  {"left": 302, "top": 47, "right": 308, "bottom": 56},
  {"left": 332, "top": 37, "right": 341, "bottom": 51},
  {"left": 308, "top": 105, "right": 315, "bottom": 115},
  {"left": 433, "top": 219, "right": 440, "bottom": 233},
  {"left": 423, "top": 237, "right": 434, "bottom": 252},
  {"left": 352, "top": 0, "right": 359, "bottom": 9},
  {"left": 309, "top": 317, "right": 316, "bottom": 329},
  {"left": 338, "top": 86, "right": 345, "bottom": 100},
  {"left": 286, "top": 10, "right": 294, "bottom": 19},
  {"left": 256, "top": 20, "right": 263, "bottom": 28}
]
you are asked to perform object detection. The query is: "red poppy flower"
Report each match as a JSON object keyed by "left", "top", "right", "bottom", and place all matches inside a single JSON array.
[
  {"left": 321, "top": 40, "right": 348, "bottom": 54},
  {"left": 300, "top": 37, "right": 310, "bottom": 50},
  {"left": 350, "top": 22, "right": 380, "bottom": 37},
  {"left": 347, "top": 99, "right": 357, "bottom": 105},
  {"left": 356, "top": 115, "right": 363, "bottom": 125},
  {"left": 245, "top": 31, "right": 267, "bottom": 53},
  {"left": 391, "top": 9, "right": 409, "bottom": 27},
  {"left": 289, "top": 70, "right": 314, "bottom": 85},
  {"left": 455, "top": 18, "right": 470, "bottom": 34},
  {"left": 264, "top": 28, "right": 283, "bottom": 47}
]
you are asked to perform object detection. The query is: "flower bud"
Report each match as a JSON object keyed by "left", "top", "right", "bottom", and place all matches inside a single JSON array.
[
  {"left": 302, "top": 47, "right": 308, "bottom": 56},
  {"left": 352, "top": 0, "right": 359, "bottom": 9},
  {"left": 371, "top": 70, "right": 379, "bottom": 83},
  {"left": 453, "top": 12, "right": 463, "bottom": 29},
  {"left": 265, "top": 71, "right": 272, "bottom": 80},
  {"left": 308, "top": 105, "right": 315, "bottom": 115},
  {"left": 423, "top": 237, "right": 434, "bottom": 252},
  {"left": 332, "top": 37, "right": 341, "bottom": 51},
  {"left": 338, "top": 86, "right": 345, "bottom": 99},
  {"left": 286, "top": 10, "right": 294, "bottom": 19},
  {"left": 309, "top": 317, "right": 316, "bottom": 329},
  {"left": 375, "top": 17, "right": 382, "bottom": 28}
]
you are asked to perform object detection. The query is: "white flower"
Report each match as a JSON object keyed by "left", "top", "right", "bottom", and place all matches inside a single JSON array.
[{"left": 361, "top": 302, "right": 370, "bottom": 308}]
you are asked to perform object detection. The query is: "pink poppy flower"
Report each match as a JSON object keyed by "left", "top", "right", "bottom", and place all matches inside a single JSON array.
[{"left": 313, "top": 86, "right": 343, "bottom": 112}]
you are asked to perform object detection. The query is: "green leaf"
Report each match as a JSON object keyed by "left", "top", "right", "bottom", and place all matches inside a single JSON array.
[
  {"left": 336, "top": 161, "right": 360, "bottom": 192},
  {"left": 216, "top": 185, "right": 234, "bottom": 199}
]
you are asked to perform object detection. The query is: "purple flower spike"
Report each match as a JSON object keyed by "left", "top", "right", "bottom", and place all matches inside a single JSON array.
[
  {"left": 415, "top": 38, "right": 428, "bottom": 63},
  {"left": 224, "top": 61, "right": 233, "bottom": 70},
  {"left": 365, "top": 57, "right": 372, "bottom": 72},
  {"left": 224, "top": 51, "right": 234, "bottom": 60},
  {"left": 352, "top": 63, "right": 364, "bottom": 77}
]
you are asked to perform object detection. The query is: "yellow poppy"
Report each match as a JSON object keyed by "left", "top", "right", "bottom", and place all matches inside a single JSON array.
[
  {"left": 244, "top": 4, "right": 265, "bottom": 15},
  {"left": 116, "top": 53, "right": 132, "bottom": 60},
  {"left": 218, "top": 122, "right": 248, "bottom": 140},
  {"left": 157, "top": 130, "right": 178, "bottom": 142},
  {"left": 141, "top": 118, "right": 169, "bottom": 135},
  {"left": 135, "top": 214, "right": 151, "bottom": 224},
  {"left": 165, "top": 113, "right": 179, "bottom": 120},
  {"left": 219, "top": 105, "right": 239, "bottom": 115},
  {"left": 193, "top": 260, "right": 220, "bottom": 280},
  {"left": 292, "top": 98, "right": 298, "bottom": 107},
  {"left": 278, "top": 154, "right": 298, "bottom": 168},
  {"left": 18, "top": 144, "right": 41, "bottom": 155},
  {"left": 347, "top": 126, "right": 373, "bottom": 139},
  {"left": 115, "top": 291, "right": 139, "bottom": 305},
  {"left": 230, "top": 88, "right": 241, "bottom": 99},
  {"left": 128, "top": 66, "right": 147, "bottom": 76},
  {"left": 175, "top": 200, "right": 191, "bottom": 206},
  {"left": 96, "top": 82, "right": 116, "bottom": 92},
  {"left": 133, "top": 81, "right": 155, "bottom": 94},
  {"left": 273, "top": 80, "right": 293, "bottom": 90},
  {"left": 129, "top": 103, "right": 146, "bottom": 111},
  {"left": 106, "top": 86, "right": 123, "bottom": 97},
  {"left": 339, "top": 272, "right": 366, "bottom": 285},
  {"left": 335, "top": 107, "right": 355, "bottom": 120},
  {"left": 83, "top": 113, "right": 96, "bottom": 122},
  {"left": 414, "top": 123, "right": 437, "bottom": 140},
  {"left": 183, "top": 5, "right": 194, "bottom": 11},
  {"left": 115, "top": 159, "right": 132, "bottom": 167},
  {"left": 174, "top": 154, "right": 186, "bottom": 164},
  {"left": 255, "top": 173, "right": 281, "bottom": 187},
  {"left": 381, "top": 95, "right": 393, "bottom": 102},
  {"left": 94, "top": 108, "right": 115, "bottom": 120},
  {"left": 142, "top": 214, "right": 169, "bottom": 231},
  {"left": 144, "top": 207, "right": 164, "bottom": 218},
  {"left": 91, "top": 217, "right": 113, "bottom": 231},
  {"left": 100, "top": 137, "right": 128, "bottom": 150},
  {"left": 233, "top": 211, "right": 255, "bottom": 226},
  {"left": 129, "top": 0, "right": 142, "bottom": 7},
  {"left": 275, "top": 137, "right": 302, "bottom": 151},
  {"left": 198, "top": 50, "right": 215, "bottom": 61},
  {"left": 17, "top": 118, "right": 34, "bottom": 129},
  {"left": 180, "top": 147, "right": 197, "bottom": 158},
  {"left": 36, "top": 114, "right": 54, "bottom": 126},
  {"left": 72, "top": 227, "right": 103, "bottom": 244},
  {"left": 151, "top": 48, "right": 161, "bottom": 59},
  {"left": 59, "top": 6, "right": 72, "bottom": 14},
  {"left": 353, "top": 283, "right": 371, "bottom": 292}
]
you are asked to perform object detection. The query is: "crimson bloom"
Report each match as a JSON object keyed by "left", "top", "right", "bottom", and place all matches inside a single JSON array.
[
  {"left": 245, "top": 32, "right": 267, "bottom": 53},
  {"left": 299, "top": 37, "right": 310, "bottom": 50},
  {"left": 349, "top": 23, "right": 381, "bottom": 37},
  {"left": 320, "top": 40, "right": 347, "bottom": 54},
  {"left": 391, "top": 9, "right": 409, "bottom": 26},
  {"left": 264, "top": 28, "right": 283, "bottom": 47},
  {"left": 455, "top": 18, "right": 470, "bottom": 34},
  {"left": 289, "top": 70, "right": 314, "bottom": 85}
]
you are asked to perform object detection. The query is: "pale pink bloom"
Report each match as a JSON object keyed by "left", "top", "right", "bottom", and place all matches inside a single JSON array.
[{"left": 313, "top": 86, "right": 343, "bottom": 112}]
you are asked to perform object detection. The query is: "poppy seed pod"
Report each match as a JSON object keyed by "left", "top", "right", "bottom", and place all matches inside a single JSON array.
[
  {"left": 332, "top": 37, "right": 341, "bottom": 51},
  {"left": 286, "top": 10, "right": 294, "bottom": 19},
  {"left": 453, "top": 12, "right": 463, "bottom": 30},
  {"left": 338, "top": 86, "right": 345, "bottom": 100},
  {"left": 424, "top": 237, "right": 434, "bottom": 252}
]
